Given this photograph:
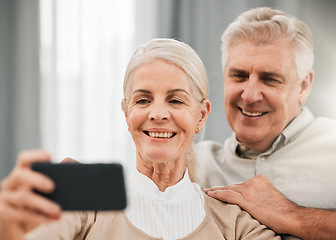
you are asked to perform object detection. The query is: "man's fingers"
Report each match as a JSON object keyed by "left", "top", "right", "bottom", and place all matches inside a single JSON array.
[
  {"left": 204, "top": 186, "right": 226, "bottom": 193},
  {"left": 207, "top": 189, "right": 244, "bottom": 205},
  {"left": 204, "top": 182, "right": 245, "bottom": 194}
]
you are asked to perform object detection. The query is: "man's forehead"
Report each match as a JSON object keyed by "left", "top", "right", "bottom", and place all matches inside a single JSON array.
[{"left": 226, "top": 49, "right": 294, "bottom": 75}]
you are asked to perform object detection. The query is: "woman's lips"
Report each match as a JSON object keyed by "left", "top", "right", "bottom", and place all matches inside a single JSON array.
[{"left": 144, "top": 131, "right": 176, "bottom": 139}]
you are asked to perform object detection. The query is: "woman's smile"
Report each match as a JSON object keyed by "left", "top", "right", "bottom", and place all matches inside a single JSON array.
[{"left": 144, "top": 130, "right": 176, "bottom": 139}]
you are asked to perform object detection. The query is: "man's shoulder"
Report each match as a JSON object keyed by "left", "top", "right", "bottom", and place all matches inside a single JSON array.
[
  {"left": 303, "top": 115, "right": 336, "bottom": 136},
  {"left": 286, "top": 109, "right": 336, "bottom": 144},
  {"left": 313, "top": 116, "right": 336, "bottom": 127},
  {"left": 300, "top": 108, "right": 336, "bottom": 132},
  {"left": 195, "top": 140, "right": 228, "bottom": 163}
]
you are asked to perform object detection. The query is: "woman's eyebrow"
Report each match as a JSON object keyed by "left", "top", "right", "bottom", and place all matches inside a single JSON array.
[
  {"left": 167, "top": 89, "right": 190, "bottom": 96},
  {"left": 132, "top": 88, "right": 190, "bottom": 96},
  {"left": 132, "top": 89, "right": 151, "bottom": 95}
]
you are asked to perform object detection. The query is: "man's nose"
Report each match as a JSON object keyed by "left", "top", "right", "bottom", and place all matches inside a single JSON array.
[
  {"left": 241, "top": 77, "right": 263, "bottom": 103},
  {"left": 148, "top": 102, "right": 169, "bottom": 121}
]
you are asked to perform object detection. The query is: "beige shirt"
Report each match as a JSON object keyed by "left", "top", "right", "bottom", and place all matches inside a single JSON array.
[
  {"left": 196, "top": 107, "right": 336, "bottom": 240},
  {"left": 197, "top": 107, "right": 336, "bottom": 208},
  {"left": 25, "top": 193, "right": 279, "bottom": 240}
]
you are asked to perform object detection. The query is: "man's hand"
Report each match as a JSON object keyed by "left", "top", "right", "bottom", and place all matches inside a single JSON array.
[
  {"left": 204, "top": 174, "right": 298, "bottom": 234},
  {"left": 204, "top": 174, "right": 336, "bottom": 240}
]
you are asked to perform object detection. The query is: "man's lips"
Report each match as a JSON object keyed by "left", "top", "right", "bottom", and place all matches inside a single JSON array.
[
  {"left": 144, "top": 131, "right": 177, "bottom": 139},
  {"left": 240, "top": 107, "right": 267, "bottom": 117}
]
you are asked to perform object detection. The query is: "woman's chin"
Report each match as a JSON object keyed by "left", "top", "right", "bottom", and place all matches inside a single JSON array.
[{"left": 143, "top": 151, "right": 177, "bottom": 164}]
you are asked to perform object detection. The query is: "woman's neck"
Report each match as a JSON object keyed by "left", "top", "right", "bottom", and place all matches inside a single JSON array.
[{"left": 136, "top": 156, "right": 186, "bottom": 192}]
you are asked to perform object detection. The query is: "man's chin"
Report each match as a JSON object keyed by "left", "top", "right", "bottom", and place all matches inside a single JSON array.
[{"left": 236, "top": 132, "right": 265, "bottom": 149}]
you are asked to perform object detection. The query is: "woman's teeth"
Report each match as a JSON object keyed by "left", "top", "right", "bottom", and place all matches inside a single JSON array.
[{"left": 147, "top": 132, "right": 174, "bottom": 138}]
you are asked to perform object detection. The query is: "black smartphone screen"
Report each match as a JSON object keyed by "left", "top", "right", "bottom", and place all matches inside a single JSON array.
[{"left": 31, "top": 162, "right": 127, "bottom": 211}]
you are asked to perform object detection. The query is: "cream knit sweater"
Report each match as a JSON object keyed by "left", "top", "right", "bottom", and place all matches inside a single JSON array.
[{"left": 25, "top": 192, "right": 279, "bottom": 240}]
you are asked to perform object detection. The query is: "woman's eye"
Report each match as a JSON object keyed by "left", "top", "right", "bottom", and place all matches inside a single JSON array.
[
  {"left": 136, "top": 99, "right": 150, "bottom": 104},
  {"left": 169, "top": 99, "right": 184, "bottom": 104}
]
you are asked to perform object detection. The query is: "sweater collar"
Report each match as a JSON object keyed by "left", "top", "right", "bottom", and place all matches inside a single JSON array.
[{"left": 128, "top": 168, "right": 195, "bottom": 201}]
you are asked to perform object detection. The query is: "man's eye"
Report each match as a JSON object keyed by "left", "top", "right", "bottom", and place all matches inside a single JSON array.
[
  {"left": 231, "top": 74, "right": 248, "bottom": 81},
  {"left": 264, "top": 77, "right": 281, "bottom": 84}
]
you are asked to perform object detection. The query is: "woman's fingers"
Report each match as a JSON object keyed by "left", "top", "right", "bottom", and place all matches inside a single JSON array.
[
  {"left": 2, "top": 149, "right": 55, "bottom": 193},
  {"left": 0, "top": 188, "right": 61, "bottom": 222},
  {"left": 0, "top": 168, "right": 59, "bottom": 222},
  {"left": 0, "top": 149, "right": 60, "bottom": 239},
  {"left": 16, "top": 149, "right": 51, "bottom": 168},
  {"left": 0, "top": 149, "right": 60, "bottom": 220},
  {"left": 1, "top": 168, "right": 55, "bottom": 194}
]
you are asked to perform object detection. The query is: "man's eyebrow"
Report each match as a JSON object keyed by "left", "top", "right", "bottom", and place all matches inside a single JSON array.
[
  {"left": 228, "top": 68, "right": 249, "bottom": 75},
  {"left": 229, "top": 68, "right": 285, "bottom": 80}
]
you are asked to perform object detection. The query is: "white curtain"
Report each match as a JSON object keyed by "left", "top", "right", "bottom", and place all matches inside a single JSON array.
[{"left": 39, "top": 0, "right": 157, "bottom": 169}]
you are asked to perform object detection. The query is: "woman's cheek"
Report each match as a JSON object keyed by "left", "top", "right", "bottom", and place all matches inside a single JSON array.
[{"left": 127, "top": 108, "right": 146, "bottom": 132}]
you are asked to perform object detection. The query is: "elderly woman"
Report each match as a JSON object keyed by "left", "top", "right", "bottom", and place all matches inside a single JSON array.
[{"left": 0, "top": 38, "right": 279, "bottom": 240}]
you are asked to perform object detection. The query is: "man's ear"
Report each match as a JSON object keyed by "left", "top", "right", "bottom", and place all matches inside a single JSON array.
[
  {"left": 299, "top": 70, "right": 314, "bottom": 105},
  {"left": 197, "top": 99, "right": 211, "bottom": 130}
]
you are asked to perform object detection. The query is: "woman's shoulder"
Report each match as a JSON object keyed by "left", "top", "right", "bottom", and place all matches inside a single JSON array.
[
  {"left": 204, "top": 193, "right": 244, "bottom": 218},
  {"left": 203, "top": 193, "right": 280, "bottom": 239}
]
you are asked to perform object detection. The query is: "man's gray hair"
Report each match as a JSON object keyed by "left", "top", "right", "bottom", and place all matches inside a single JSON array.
[{"left": 221, "top": 7, "right": 314, "bottom": 80}]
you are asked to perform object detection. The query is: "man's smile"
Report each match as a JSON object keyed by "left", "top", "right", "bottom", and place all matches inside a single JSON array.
[{"left": 240, "top": 107, "right": 267, "bottom": 117}]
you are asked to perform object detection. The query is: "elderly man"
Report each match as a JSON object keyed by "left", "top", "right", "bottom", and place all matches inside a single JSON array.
[{"left": 197, "top": 7, "right": 336, "bottom": 240}]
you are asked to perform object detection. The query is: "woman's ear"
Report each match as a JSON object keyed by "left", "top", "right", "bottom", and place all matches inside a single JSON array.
[
  {"left": 197, "top": 99, "right": 211, "bottom": 130},
  {"left": 121, "top": 99, "right": 128, "bottom": 117}
]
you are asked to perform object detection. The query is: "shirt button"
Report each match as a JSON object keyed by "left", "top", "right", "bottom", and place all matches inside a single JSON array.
[
  {"left": 240, "top": 144, "right": 247, "bottom": 151},
  {"left": 260, "top": 156, "right": 267, "bottom": 161}
]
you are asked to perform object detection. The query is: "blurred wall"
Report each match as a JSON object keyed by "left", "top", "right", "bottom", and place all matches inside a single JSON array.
[
  {"left": 0, "top": 0, "right": 40, "bottom": 180},
  {"left": 1, "top": 0, "right": 335, "bottom": 179}
]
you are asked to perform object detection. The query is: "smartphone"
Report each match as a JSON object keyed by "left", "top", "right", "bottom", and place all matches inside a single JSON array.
[{"left": 31, "top": 162, "right": 127, "bottom": 211}]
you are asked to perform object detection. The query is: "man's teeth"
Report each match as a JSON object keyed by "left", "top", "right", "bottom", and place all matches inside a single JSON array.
[
  {"left": 148, "top": 132, "right": 174, "bottom": 138},
  {"left": 242, "top": 109, "right": 264, "bottom": 117}
]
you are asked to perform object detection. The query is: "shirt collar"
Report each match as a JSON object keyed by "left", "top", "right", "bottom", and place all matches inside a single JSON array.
[
  {"left": 281, "top": 107, "right": 314, "bottom": 145},
  {"left": 233, "top": 107, "right": 315, "bottom": 157}
]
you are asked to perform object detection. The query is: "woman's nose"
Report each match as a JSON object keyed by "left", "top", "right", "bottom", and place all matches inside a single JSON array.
[
  {"left": 148, "top": 102, "right": 169, "bottom": 121},
  {"left": 241, "top": 77, "right": 263, "bottom": 103}
]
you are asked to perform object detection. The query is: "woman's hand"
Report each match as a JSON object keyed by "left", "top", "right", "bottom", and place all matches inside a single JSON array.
[{"left": 0, "top": 149, "right": 62, "bottom": 240}]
